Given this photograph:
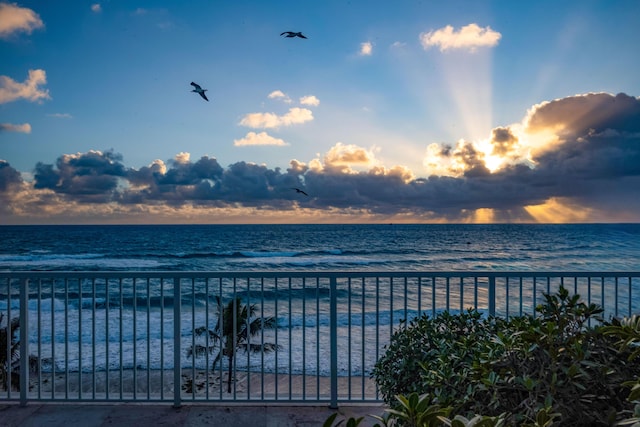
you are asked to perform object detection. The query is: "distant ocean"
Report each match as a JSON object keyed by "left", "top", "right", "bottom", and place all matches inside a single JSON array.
[
  {"left": 1, "top": 223, "right": 639, "bottom": 272},
  {"left": 1, "top": 224, "right": 639, "bottom": 376}
]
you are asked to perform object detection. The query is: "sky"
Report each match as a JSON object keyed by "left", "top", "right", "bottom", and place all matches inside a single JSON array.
[{"left": 1, "top": 0, "right": 639, "bottom": 224}]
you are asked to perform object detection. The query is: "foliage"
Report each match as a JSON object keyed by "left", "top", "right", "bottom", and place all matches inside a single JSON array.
[
  {"left": 379, "top": 392, "right": 451, "bottom": 427},
  {"left": 371, "top": 286, "right": 640, "bottom": 426},
  {"left": 0, "top": 312, "right": 20, "bottom": 390},
  {"left": 186, "top": 296, "right": 279, "bottom": 393},
  {"left": 601, "top": 314, "right": 640, "bottom": 426},
  {"left": 371, "top": 309, "right": 509, "bottom": 405},
  {"left": 323, "top": 412, "right": 365, "bottom": 427},
  {"left": 0, "top": 312, "right": 40, "bottom": 391}
]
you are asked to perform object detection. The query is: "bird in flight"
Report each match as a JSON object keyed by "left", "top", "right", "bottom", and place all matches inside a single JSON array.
[
  {"left": 281, "top": 31, "right": 307, "bottom": 39},
  {"left": 190, "top": 82, "right": 209, "bottom": 101},
  {"left": 292, "top": 187, "right": 309, "bottom": 196}
]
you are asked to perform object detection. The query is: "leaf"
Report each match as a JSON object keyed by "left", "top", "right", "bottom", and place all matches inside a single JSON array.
[{"left": 323, "top": 413, "right": 340, "bottom": 427}]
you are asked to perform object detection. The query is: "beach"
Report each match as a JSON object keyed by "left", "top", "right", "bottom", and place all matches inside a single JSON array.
[{"left": 15, "top": 369, "right": 379, "bottom": 402}]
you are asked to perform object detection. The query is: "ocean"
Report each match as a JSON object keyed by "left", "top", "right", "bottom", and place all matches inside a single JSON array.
[
  {"left": 1, "top": 224, "right": 639, "bottom": 377},
  {"left": 1, "top": 223, "right": 639, "bottom": 272}
]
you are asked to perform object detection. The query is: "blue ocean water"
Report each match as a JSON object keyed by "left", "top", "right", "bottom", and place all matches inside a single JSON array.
[
  {"left": 1, "top": 223, "right": 639, "bottom": 271},
  {"left": 1, "top": 224, "right": 639, "bottom": 376}
]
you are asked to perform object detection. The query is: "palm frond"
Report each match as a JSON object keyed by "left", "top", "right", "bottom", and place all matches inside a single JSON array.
[
  {"left": 244, "top": 343, "right": 280, "bottom": 354},
  {"left": 186, "top": 344, "right": 219, "bottom": 359}
]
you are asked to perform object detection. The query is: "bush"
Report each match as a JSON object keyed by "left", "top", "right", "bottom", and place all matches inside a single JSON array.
[{"left": 371, "top": 286, "right": 640, "bottom": 425}]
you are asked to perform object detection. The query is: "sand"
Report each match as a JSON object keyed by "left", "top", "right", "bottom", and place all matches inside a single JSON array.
[{"left": 7, "top": 368, "right": 380, "bottom": 402}]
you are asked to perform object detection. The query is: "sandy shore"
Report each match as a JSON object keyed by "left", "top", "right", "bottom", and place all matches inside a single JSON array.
[{"left": 9, "top": 369, "right": 379, "bottom": 401}]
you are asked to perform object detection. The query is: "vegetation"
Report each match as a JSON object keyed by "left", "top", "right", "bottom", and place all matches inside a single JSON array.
[
  {"left": 186, "top": 296, "right": 279, "bottom": 393},
  {"left": 0, "top": 312, "right": 40, "bottom": 391},
  {"left": 369, "top": 286, "right": 640, "bottom": 426},
  {"left": 0, "top": 312, "right": 20, "bottom": 390}
]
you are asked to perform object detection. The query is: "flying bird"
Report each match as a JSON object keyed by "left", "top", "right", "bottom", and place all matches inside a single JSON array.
[
  {"left": 190, "top": 82, "right": 209, "bottom": 101},
  {"left": 281, "top": 31, "right": 307, "bottom": 39},
  {"left": 292, "top": 187, "right": 309, "bottom": 196}
]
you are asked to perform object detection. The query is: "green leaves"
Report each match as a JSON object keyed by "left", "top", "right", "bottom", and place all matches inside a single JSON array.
[
  {"left": 322, "top": 413, "right": 365, "bottom": 427},
  {"left": 372, "top": 286, "right": 640, "bottom": 426},
  {"left": 385, "top": 393, "right": 451, "bottom": 427}
]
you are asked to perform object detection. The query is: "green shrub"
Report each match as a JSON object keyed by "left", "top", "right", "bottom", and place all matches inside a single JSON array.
[{"left": 371, "top": 286, "right": 640, "bottom": 425}]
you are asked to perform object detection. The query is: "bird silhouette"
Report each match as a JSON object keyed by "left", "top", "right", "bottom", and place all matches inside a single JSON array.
[
  {"left": 190, "top": 82, "right": 209, "bottom": 101},
  {"left": 292, "top": 187, "right": 309, "bottom": 196},
  {"left": 281, "top": 31, "right": 307, "bottom": 39}
]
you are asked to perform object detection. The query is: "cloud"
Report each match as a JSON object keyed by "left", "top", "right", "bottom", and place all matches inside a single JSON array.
[
  {"left": 0, "top": 69, "right": 51, "bottom": 104},
  {"left": 0, "top": 122, "right": 31, "bottom": 133},
  {"left": 0, "top": 159, "right": 22, "bottom": 191},
  {"left": 2, "top": 92, "right": 640, "bottom": 223},
  {"left": 32, "top": 150, "right": 127, "bottom": 203},
  {"left": 299, "top": 95, "right": 320, "bottom": 106},
  {"left": 234, "top": 131, "right": 288, "bottom": 147},
  {"left": 91, "top": 4, "right": 102, "bottom": 13},
  {"left": 173, "top": 152, "right": 190, "bottom": 164},
  {"left": 0, "top": 2, "right": 44, "bottom": 39},
  {"left": 239, "top": 107, "right": 313, "bottom": 129},
  {"left": 359, "top": 41, "right": 373, "bottom": 56},
  {"left": 419, "top": 23, "right": 501, "bottom": 52},
  {"left": 323, "top": 142, "right": 379, "bottom": 169},
  {"left": 268, "top": 90, "right": 291, "bottom": 103}
]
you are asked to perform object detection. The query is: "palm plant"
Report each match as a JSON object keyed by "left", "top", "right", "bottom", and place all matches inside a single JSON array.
[
  {"left": 0, "top": 312, "right": 20, "bottom": 390},
  {"left": 187, "top": 296, "right": 280, "bottom": 393}
]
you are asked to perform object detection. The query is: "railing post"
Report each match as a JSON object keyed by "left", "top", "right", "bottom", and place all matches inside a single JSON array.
[
  {"left": 488, "top": 276, "right": 496, "bottom": 317},
  {"left": 19, "top": 278, "right": 29, "bottom": 406},
  {"left": 329, "top": 276, "right": 338, "bottom": 409},
  {"left": 173, "top": 277, "right": 182, "bottom": 408}
]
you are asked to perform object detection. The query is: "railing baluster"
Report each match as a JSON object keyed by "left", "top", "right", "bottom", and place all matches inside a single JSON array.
[
  {"left": 488, "top": 276, "right": 496, "bottom": 317},
  {"left": 329, "top": 276, "right": 338, "bottom": 409},
  {"left": 65, "top": 278, "right": 69, "bottom": 399},
  {"left": 173, "top": 276, "right": 181, "bottom": 408},
  {"left": 19, "top": 278, "right": 28, "bottom": 406}
]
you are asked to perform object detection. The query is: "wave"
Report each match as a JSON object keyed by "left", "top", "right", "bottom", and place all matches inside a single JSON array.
[
  {"left": 159, "top": 248, "right": 344, "bottom": 259},
  {"left": 0, "top": 253, "right": 168, "bottom": 270}
]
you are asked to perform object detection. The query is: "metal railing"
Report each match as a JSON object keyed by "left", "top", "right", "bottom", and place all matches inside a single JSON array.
[{"left": 1, "top": 271, "right": 639, "bottom": 407}]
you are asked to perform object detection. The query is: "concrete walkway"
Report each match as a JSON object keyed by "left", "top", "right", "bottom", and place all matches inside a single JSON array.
[{"left": 0, "top": 403, "right": 387, "bottom": 427}]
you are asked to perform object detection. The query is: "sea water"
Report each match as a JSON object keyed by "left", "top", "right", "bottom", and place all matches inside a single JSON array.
[{"left": 1, "top": 224, "right": 639, "bottom": 376}]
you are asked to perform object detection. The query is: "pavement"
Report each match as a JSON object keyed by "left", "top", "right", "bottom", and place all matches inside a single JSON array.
[{"left": 0, "top": 403, "right": 387, "bottom": 427}]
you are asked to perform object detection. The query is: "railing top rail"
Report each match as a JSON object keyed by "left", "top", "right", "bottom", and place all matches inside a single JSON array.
[{"left": 1, "top": 270, "right": 639, "bottom": 279}]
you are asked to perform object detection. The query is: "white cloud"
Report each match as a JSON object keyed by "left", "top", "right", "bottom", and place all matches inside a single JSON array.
[
  {"left": 299, "top": 95, "right": 320, "bottom": 106},
  {"left": 234, "top": 132, "right": 288, "bottom": 146},
  {"left": 174, "top": 152, "right": 190, "bottom": 163},
  {"left": 268, "top": 90, "right": 292, "bottom": 103},
  {"left": 91, "top": 4, "right": 102, "bottom": 13},
  {"left": 239, "top": 107, "right": 313, "bottom": 129},
  {"left": 0, "top": 69, "right": 51, "bottom": 104},
  {"left": 0, "top": 3, "right": 44, "bottom": 39},
  {"left": 359, "top": 41, "right": 373, "bottom": 56},
  {"left": 0, "top": 123, "right": 31, "bottom": 134},
  {"left": 322, "top": 142, "right": 380, "bottom": 172},
  {"left": 47, "top": 113, "right": 73, "bottom": 119},
  {"left": 419, "top": 23, "right": 501, "bottom": 52}
]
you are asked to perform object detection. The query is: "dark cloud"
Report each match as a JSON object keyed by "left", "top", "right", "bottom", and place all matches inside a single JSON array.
[
  {"left": 455, "top": 142, "right": 491, "bottom": 178},
  {"left": 526, "top": 92, "right": 640, "bottom": 138},
  {"left": 0, "top": 160, "right": 22, "bottom": 191},
  {"left": 526, "top": 93, "right": 640, "bottom": 199},
  {"left": 490, "top": 127, "right": 518, "bottom": 156},
  {"left": 33, "top": 150, "right": 127, "bottom": 202}
]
